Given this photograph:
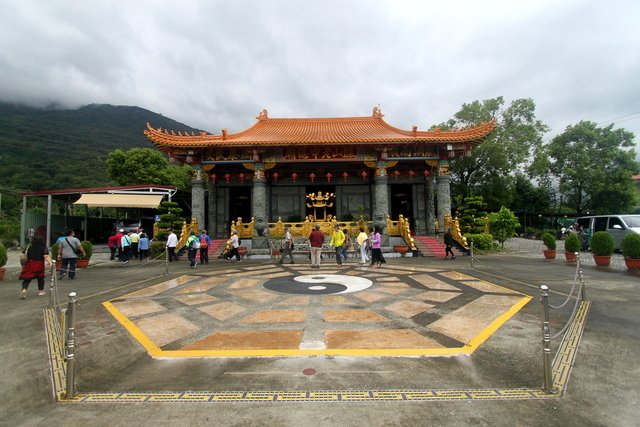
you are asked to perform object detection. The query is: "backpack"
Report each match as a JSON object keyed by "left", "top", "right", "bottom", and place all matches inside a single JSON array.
[
  {"left": 191, "top": 237, "right": 200, "bottom": 249},
  {"left": 199, "top": 236, "right": 208, "bottom": 249},
  {"left": 237, "top": 237, "right": 241, "bottom": 246}
]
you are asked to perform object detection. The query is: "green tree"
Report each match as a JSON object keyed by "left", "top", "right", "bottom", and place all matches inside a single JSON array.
[
  {"left": 155, "top": 201, "right": 185, "bottom": 240},
  {"left": 456, "top": 196, "right": 488, "bottom": 234},
  {"left": 543, "top": 121, "right": 638, "bottom": 214},
  {"left": 434, "top": 97, "right": 549, "bottom": 210},
  {"left": 106, "top": 148, "right": 192, "bottom": 190},
  {"left": 489, "top": 206, "right": 520, "bottom": 248},
  {"left": 510, "top": 173, "right": 552, "bottom": 213}
]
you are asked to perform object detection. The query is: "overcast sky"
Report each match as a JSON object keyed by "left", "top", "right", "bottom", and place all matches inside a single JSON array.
[{"left": 1, "top": 0, "right": 639, "bottom": 148}]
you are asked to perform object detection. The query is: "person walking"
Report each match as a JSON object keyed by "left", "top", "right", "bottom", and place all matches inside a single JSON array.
[
  {"left": 166, "top": 230, "right": 178, "bottom": 262},
  {"left": 138, "top": 232, "right": 150, "bottom": 261},
  {"left": 129, "top": 229, "right": 140, "bottom": 260},
  {"left": 107, "top": 231, "right": 118, "bottom": 260},
  {"left": 278, "top": 227, "right": 295, "bottom": 264},
  {"left": 309, "top": 224, "right": 324, "bottom": 269},
  {"left": 120, "top": 231, "right": 132, "bottom": 264},
  {"left": 356, "top": 227, "right": 370, "bottom": 264},
  {"left": 115, "top": 228, "right": 124, "bottom": 261},
  {"left": 368, "top": 225, "right": 386, "bottom": 268},
  {"left": 444, "top": 227, "right": 456, "bottom": 259},
  {"left": 19, "top": 235, "right": 52, "bottom": 299},
  {"left": 186, "top": 231, "right": 199, "bottom": 268},
  {"left": 57, "top": 229, "right": 85, "bottom": 279},
  {"left": 342, "top": 228, "right": 352, "bottom": 262},
  {"left": 225, "top": 230, "right": 242, "bottom": 262},
  {"left": 199, "top": 229, "right": 211, "bottom": 264},
  {"left": 330, "top": 224, "right": 345, "bottom": 268}
]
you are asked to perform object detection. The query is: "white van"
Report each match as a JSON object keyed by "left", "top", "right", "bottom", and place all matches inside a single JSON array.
[{"left": 576, "top": 215, "right": 640, "bottom": 250}]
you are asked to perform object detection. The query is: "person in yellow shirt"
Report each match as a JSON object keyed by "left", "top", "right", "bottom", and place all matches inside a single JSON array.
[{"left": 330, "top": 224, "right": 345, "bottom": 267}]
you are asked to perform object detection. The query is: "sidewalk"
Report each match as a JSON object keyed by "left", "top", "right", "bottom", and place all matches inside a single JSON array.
[{"left": 1, "top": 249, "right": 639, "bottom": 426}]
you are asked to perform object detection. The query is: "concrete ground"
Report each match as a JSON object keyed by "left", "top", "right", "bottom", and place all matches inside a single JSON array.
[{"left": 1, "top": 247, "right": 639, "bottom": 426}]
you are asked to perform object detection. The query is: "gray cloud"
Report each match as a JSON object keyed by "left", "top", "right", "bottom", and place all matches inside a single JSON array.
[{"left": 1, "top": 0, "right": 638, "bottom": 147}]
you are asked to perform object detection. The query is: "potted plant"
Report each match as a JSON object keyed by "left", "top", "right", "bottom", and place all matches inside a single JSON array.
[
  {"left": 0, "top": 244, "right": 7, "bottom": 281},
  {"left": 564, "top": 233, "right": 580, "bottom": 262},
  {"left": 76, "top": 240, "right": 93, "bottom": 268},
  {"left": 541, "top": 232, "right": 556, "bottom": 259},
  {"left": 590, "top": 231, "right": 614, "bottom": 267},
  {"left": 621, "top": 233, "right": 640, "bottom": 271}
]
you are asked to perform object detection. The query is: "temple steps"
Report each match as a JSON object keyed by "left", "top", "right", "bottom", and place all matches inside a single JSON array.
[{"left": 412, "top": 235, "right": 464, "bottom": 258}]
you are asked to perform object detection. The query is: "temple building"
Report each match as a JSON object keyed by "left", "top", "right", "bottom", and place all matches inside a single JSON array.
[{"left": 144, "top": 107, "right": 495, "bottom": 238}]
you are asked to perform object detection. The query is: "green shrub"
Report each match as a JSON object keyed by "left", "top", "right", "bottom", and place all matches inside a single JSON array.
[
  {"left": 621, "top": 233, "right": 640, "bottom": 259},
  {"left": 536, "top": 229, "right": 557, "bottom": 240},
  {"left": 51, "top": 242, "right": 60, "bottom": 259},
  {"left": 80, "top": 240, "right": 93, "bottom": 259},
  {"left": 150, "top": 240, "right": 166, "bottom": 258},
  {"left": 465, "top": 233, "right": 494, "bottom": 250},
  {"left": 525, "top": 227, "right": 538, "bottom": 238},
  {"left": 0, "top": 244, "right": 7, "bottom": 268},
  {"left": 564, "top": 233, "right": 581, "bottom": 253},
  {"left": 541, "top": 232, "right": 556, "bottom": 250},
  {"left": 590, "top": 231, "right": 614, "bottom": 256}
]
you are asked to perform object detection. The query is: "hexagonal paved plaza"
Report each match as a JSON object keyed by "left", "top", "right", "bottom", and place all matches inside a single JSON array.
[{"left": 104, "top": 262, "right": 531, "bottom": 357}]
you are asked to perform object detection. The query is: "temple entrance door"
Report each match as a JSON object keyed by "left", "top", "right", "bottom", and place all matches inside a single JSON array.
[
  {"left": 390, "top": 184, "right": 413, "bottom": 226},
  {"left": 305, "top": 185, "right": 336, "bottom": 222},
  {"left": 228, "top": 187, "right": 251, "bottom": 226}
]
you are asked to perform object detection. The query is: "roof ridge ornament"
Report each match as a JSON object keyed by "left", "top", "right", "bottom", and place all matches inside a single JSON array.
[
  {"left": 372, "top": 106, "right": 384, "bottom": 119},
  {"left": 257, "top": 109, "right": 269, "bottom": 121}
]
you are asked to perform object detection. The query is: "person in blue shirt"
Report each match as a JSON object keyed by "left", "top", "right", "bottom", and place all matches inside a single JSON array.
[{"left": 138, "top": 232, "right": 150, "bottom": 261}]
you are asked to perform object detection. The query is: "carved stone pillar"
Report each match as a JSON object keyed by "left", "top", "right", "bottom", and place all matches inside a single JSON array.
[
  {"left": 252, "top": 166, "right": 268, "bottom": 236},
  {"left": 425, "top": 175, "right": 436, "bottom": 234},
  {"left": 207, "top": 178, "right": 217, "bottom": 236},
  {"left": 373, "top": 162, "right": 389, "bottom": 233},
  {"left": 191, "top": 168, "right": 205, "bottom": 229},
  {"left": 436, "top": 164, "right": 451, "bottom": 233}
]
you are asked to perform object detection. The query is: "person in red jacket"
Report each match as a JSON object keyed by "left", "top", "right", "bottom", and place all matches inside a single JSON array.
[
  {"left": 107, "top": 231, "right": 118, "bottom": 260},
  {"left": 114, "top": 229, "right": 124, "bottom": 261},
  {"left": 308, "top": 224, "right": 325, "bottom": 269}
]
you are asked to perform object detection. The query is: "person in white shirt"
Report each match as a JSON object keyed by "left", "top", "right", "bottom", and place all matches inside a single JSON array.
[
  {"left": 225, "top": 230, "right": 242, "bottom": 262},
  {"left": 166, "top": 231, "right": 178, "bottom": 262},
  {"left": 356, "top": 227, "right": 369, "bottom": 264},
  {"left": 278, "top": 227, "right": 294, "bottom": 264}
]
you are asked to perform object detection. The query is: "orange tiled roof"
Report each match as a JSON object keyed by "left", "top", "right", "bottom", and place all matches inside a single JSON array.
[{"left": 144, "top": 109, "right": 496, "bottom": 149}]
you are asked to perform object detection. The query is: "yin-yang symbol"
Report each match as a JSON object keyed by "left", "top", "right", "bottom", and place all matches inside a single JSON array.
[{"left": 263, "top": 274, "right": 372, "bottom": 295}]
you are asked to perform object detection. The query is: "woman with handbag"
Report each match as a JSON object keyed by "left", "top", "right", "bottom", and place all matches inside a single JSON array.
[{"left": 19, "top": 235, "right": 51, "bottom": 299}]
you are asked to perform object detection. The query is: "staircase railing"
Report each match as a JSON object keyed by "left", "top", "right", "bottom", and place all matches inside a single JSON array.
[{"left": 444, "top": 215, "right": 468, "bottom": 249}]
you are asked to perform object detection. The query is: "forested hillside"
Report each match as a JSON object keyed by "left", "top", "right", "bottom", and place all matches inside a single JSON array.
[{"left": 0, "top": 103, "right": 201, "bottom": 191}]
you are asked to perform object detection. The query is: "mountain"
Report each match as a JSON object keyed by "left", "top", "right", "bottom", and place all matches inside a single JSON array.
[{"left": 0, "top": 102, "right": 201, "bottom": 191}]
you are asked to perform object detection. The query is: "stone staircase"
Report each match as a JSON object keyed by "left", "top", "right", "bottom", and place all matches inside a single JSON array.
[
  {"left": 412, "top": 235, "right": 465, "bottom": 258},
  {"left": 209, "top": 239, "right": 227, "bottom": 258}
]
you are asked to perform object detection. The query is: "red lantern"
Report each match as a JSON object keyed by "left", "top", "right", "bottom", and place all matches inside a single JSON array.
[
  {"left": 272, "top": 171, "right": 279, "bottom": 182},
  {"left": 291, "top": 172, "right": 298, "bottom": 183},
  {"left": 210, "top": 173, "right": 217, "bottom": 182},
  {"left": 393, "top": 170, "right": 400, "bottom": 181},
  {"left": 423, "top": 169, "right": 431, "bottom": 177},
  {"left": 224, "top": 173, "right": 231, "bottom": 183},
  {"left": 326, "top": 172, "right": 333, "bottom": 182},
  {"left": 408, "top": 170, "right": 415, "bottom": 180},
  {"left": 309, "top": 172, "right": 316, "bottom": 182},
  {"left": 342, "top": 172, "right": 349, "bottom": 182},
  {"left": 239, "top": 172, "right": 245, "bottom": 183},
  {"left": 361, "top": 170, "right": 368, "bottom": 181}
]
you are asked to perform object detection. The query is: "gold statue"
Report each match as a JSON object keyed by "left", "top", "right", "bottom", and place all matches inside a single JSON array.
[{"left": 306, "top": 191, "right": 335, "bottom": 220}]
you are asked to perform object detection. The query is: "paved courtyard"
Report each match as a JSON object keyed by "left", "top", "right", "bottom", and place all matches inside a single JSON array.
[
  {"left": 2, "top": 247, "right": 639, "bottom": 426},
  {"left": 103, "top": 263, "right": 530, "bottom": 357}
]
